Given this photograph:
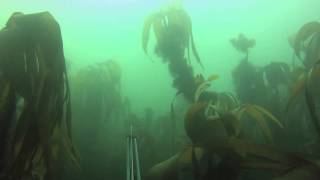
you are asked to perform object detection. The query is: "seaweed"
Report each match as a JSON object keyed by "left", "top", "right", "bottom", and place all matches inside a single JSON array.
[
  {"left": 287, "top": 22, "right": 320, "bottom": 140},
  {"left": 0, "top": 12, "right": 79, "bottom": 179},
  {"left": 230, "top": 34, "right": 256, "bottom": 60},
  {"left": 71, "top": 59, "right": 123, "bottom": 123},
  {"left": 186, "top": 80, "right": 283, "bottom": 145},
  {"left": 142, "top": 5, "right": 203, "bottom": 101},
  {"left": 148, "top": 97, "right": 320, "bottom": 180},
  {"left": 293, "top": 21, "right": 320, "bottom": 69}
]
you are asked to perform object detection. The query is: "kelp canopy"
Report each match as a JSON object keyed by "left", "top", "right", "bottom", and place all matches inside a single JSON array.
[
  {"left": 0, "top": 12, "right": 77, "bottom": 179},
  {"left": 142, "top": 5, "right": 202, "bottom": 66},
  {"left": 230, "top": 34, "right": 256, "bottom": 60},
  {"left": 71, "top": 60, "right": 123, "bottom": 121},
  {"left": 70, "top": 59, "right": 126, "bottom": 180},
  {"left": 142, "top": 4, "right": 204, "bottom": 101},
  {"left": 292, "top": 21, "right": 320, "bottom": 69}
]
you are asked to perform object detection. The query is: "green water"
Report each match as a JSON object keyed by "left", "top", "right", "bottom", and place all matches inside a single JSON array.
[
  {"left": 1, "top": 0, "right": 319, "bottom": 115},
  {"left": 1, "top": 1, "right": 320, "bottom": 179}
]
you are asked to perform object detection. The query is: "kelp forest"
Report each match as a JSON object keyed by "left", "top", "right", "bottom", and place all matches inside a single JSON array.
[{"left": 1, "top": 1, "right": 320, "bottom": 180}]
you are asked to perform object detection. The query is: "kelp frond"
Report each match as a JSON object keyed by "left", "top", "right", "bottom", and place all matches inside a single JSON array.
[
  {"left": 294, "top": 21, "right": 320, "bottom": 58},
  {"left": 305, "top": 61, "right": 320, "bottom": 138},
  {"left": 0, "top": 12, "right": 79, "bottom": 179},
  {"left": 232, "top": 104, "right": 283, "bottom": 143},
  {"left": 286, "top": 62, "right": 320, "bottom": 139},
  {"left": 188, "top": 76, "right": 282, "bottom": 144},
  {"left": 142, "top": 5, "right": 203, "bottom": 67},
  {"left": 230, "top": 34, "right": 256, "bottom": 55},
  {"left": 194, "top": 74, "right": 219, "bottom": 102}
]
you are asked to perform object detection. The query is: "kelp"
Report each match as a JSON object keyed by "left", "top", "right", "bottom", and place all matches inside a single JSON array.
[
  {"left": 142, "top": 4, "right": 203, "bottom": 102},
  {"left": 233, "top": 104, "right": 283, "bottom": 143},
  {"left": 71, "top": 59, "right": 123, "bottom": 122},
  {"left": 186, "top": 76, "right": 319, "bottom": 175},
  {"left": 142, "top": 6, "right": 202, "bottom": 67},
  {"left": 190, "top": 78, "right": 283, "bottom": 144},
  {"left": 148, "top": 58, "right": 320, "bottom": 180},
  {"left": 286, "top": 63, "right": 320, "bottom": 140},
  {"left": 231, "top": 56, "right": 270, "bottom": 106},
  {"left": 305, "top": 61, "right": 320, "bottom": 138},
  {"left": 263, "top": 62, "right": 291, "bottom": 89},
  {"left": 286, "top": 21, "right": 320, "bottom": 140},
  {"left": 293, "top": 21, "right": 320, "bottom": 69},
  {"left": 185, "top": 102, "right": 283, "bottom": 145},
  {"left": 194, "top": 74, "right": 219, "bottom": 102},
  {"left": 293, "top": 22, "right": 320, "bottom": 58},
  {"left": 183, "top": 101, "right": 320, "bottom": 180},
  {"left": 230, "top": 34, "right": 256, "bottom": 59},
  {"left": 0, "top": 12, "right": 78, "bottom": 179},
  {"left": 149, "top": 119, "right": 320, "bottom": 180}
]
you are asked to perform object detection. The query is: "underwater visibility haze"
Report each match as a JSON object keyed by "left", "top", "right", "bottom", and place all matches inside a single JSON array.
[{"left": 1, "top": 0, "right": 320, "bottom": 179}]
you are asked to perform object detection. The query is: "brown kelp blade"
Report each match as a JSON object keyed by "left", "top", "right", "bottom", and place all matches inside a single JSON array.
[
  {"left": 294, "top": 21, "right": 320, "bottom": 58},
  {"left": 184, "top": 11, "right": 203, "bottom": 68},
  {"left": 142, "top": 12, "right": 166, "bottom": 57},
  {"left": 60, "top": 131, "right": 81, "bottom": 171},
  {"left": 244, "top": 105, "right": 274, "bottom": 143},
  {"left": 142, "top": 14, "right": 154, "bottom": 54},
  {"left": 2, "top": 12, "right": 77, "bottom": 179},
  {"left": 286, "top": 67, "right": 320, "bottom": 111},
  {"left": 305, "top": 64, "right": 320, "bottom": 138},
  {"left": 286, "top": 72, "right": 307, "bottom": 111},
  {"left": 252, "top": 105, "right": 283, "bottom": 128}
]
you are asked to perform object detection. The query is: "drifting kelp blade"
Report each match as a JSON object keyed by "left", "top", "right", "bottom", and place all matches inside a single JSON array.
[
  {"left": 286, "top": 73, "right": 307, "bottom": 111},
  {"left": 252, "top": 105, "right": 283, "bottom": 128},
  {"left": 244, "top": 105, "right": 274, "bottom": 143},
  {"left": 287, "top": 67, "right": 320, "bottom": 111},
  {"left": 294, "top": 21, "right": 320, "bottom": 57}
]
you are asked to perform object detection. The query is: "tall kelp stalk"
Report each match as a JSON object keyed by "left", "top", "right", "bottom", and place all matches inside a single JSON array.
[
  {"left": 230, "top": 34, "right": 295, "bottom": 147},
  {"left": 0, "top": 12, "right": 78, "bottom": 179},
  {"left": 230, "top": 34, "right": 270, "bottom": 107},
  {"left": 142, "top": 4, "right": 205, "bottom": 154}
]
